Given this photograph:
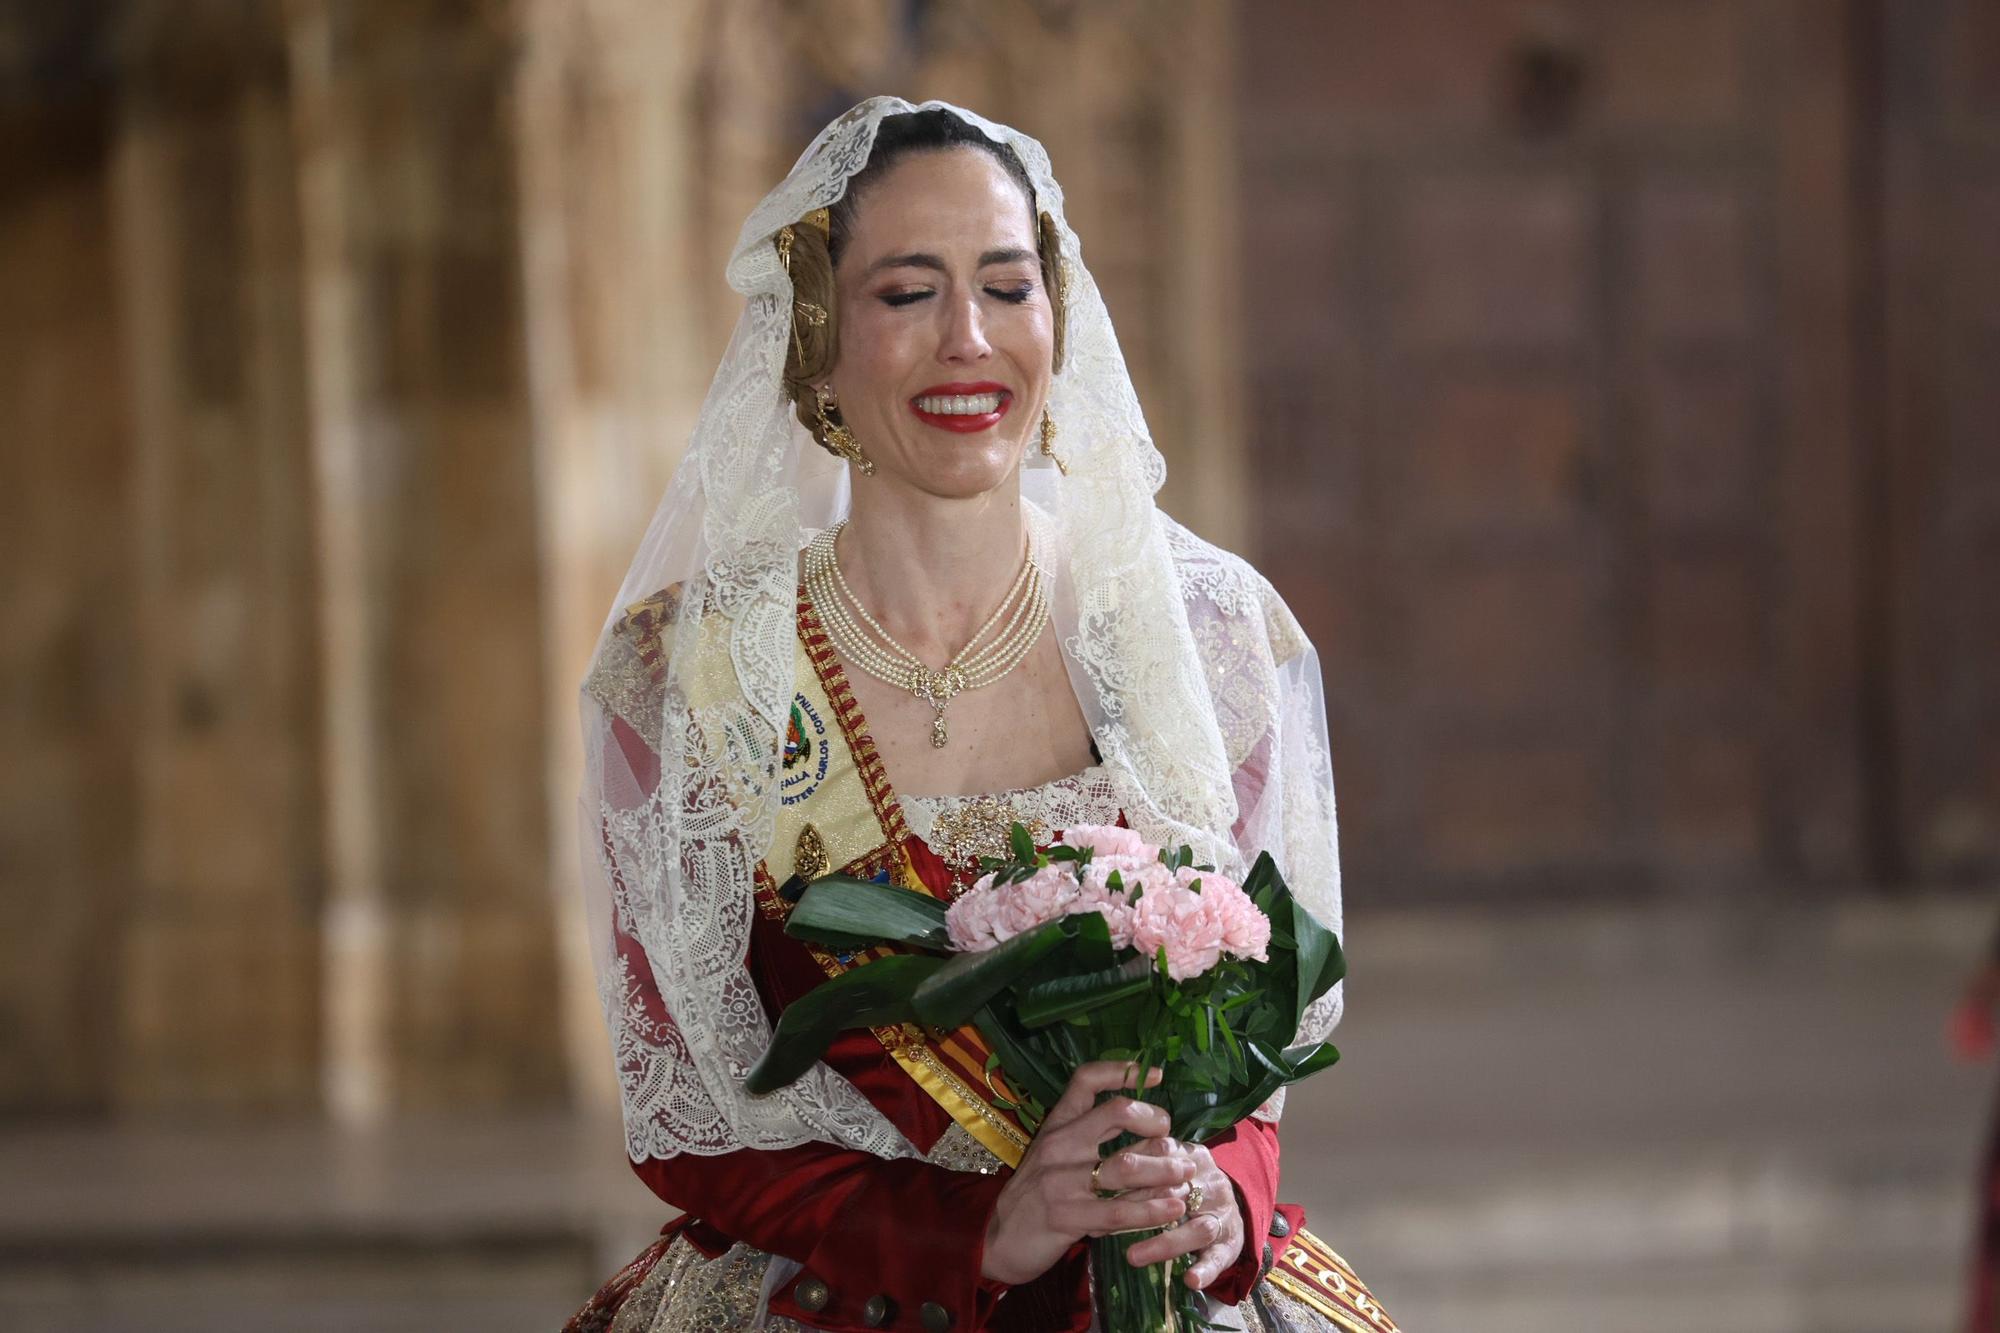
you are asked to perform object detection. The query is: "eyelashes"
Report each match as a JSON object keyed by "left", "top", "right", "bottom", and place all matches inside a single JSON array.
[{"left": 877, "top": 284, "right": 1037, "bottom": 309}]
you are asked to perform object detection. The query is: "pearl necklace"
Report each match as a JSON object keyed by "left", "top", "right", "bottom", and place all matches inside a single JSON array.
[{"left": 804, "top": 522, "right": 1048, "bottom": 748}]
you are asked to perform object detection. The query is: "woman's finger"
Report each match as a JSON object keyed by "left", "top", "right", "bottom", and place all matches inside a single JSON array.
[
  {"left": 1125, "top": 1205, "right": 1221, "bottom": 1266},
  {"left": 1183, "top": 1233, "right": 1238, "bottom": 1290},
  {"left": 1092, "top": 1141, "right": 1195, "bottom": 1194},
  {"left": 1057, "top": 1190, "right": 1190, "bottom": 1237},
  {"left": 1039, "top": 1062, "right": 1162, "bottom": 1134},
  {"left": 1059, "top": 1093, "right": 1171, "bottom": 1152}
]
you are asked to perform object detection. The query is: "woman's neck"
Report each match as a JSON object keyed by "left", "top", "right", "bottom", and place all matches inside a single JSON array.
[{"left": 835, "top": 480, "right": 1029, "bottom": 661}]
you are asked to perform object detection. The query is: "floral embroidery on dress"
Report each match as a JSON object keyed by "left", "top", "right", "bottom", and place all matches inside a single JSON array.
[{"left": 901, "top": 765, "right": 1125, "bottom": 885}]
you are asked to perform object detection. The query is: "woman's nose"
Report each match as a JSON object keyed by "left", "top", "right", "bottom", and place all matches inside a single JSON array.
[{"left": 937, "top": 294, "right": 992, "bottom": 363}]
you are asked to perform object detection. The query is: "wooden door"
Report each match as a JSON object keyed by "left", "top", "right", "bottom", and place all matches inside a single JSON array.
[
  {"left": 1883, "top": 0, "right": 2000, "bottom": 881},
  {"left": 1240, "top": 1, "right": 1870, "bottom": 898}
]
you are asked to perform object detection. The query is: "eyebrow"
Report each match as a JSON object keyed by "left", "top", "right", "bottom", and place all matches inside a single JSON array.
[{"left": 863, "top": 247, "right": 1038, "bottom": 277}]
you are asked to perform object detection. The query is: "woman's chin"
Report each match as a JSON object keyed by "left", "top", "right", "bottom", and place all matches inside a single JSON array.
[{"left": 882, "top": 443, "right": 1023, "bottom": 501}]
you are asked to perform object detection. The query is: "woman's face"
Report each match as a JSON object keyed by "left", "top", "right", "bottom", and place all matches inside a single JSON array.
[{"left": 827, "top": 147, "right": 1054, "bottom": 502}]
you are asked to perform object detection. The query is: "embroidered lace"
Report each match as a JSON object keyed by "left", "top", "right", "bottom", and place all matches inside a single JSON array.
[
  {"left": 580, "top": 98, "right": 1342, "bottom": 1165},
  {"left": 899, "top": 764, "right": 1127, "bottom": 877}
]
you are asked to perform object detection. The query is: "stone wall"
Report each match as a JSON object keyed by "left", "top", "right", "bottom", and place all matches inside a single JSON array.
[{"left": 0, "top": 0, "right": 1242, "bottom": 1115}]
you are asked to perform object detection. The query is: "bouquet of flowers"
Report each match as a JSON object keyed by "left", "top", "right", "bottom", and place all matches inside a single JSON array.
[{"left": 747, "top": 824, "right": 1345, "bottom": 1333}]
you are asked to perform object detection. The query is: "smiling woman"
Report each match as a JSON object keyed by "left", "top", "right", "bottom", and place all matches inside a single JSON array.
[
  {"left": 569, "top": 100, "right": 1378, "bottom": 1333},
  {"left": 783, "top": 111, "right": 1063, "bottom": 510}
]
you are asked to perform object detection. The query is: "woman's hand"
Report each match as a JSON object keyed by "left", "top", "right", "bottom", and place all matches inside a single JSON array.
[
  {"left": 980, "top": 1062, "right": 1197, "bottom": 1285},
  {"left": 1119, "top": 1138, "right": 1246, "bottom": 1291}
]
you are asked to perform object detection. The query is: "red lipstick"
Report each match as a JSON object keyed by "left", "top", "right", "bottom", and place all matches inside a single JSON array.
[{"left": 908, "top": 381, "right": 1012, "bottom": 434}]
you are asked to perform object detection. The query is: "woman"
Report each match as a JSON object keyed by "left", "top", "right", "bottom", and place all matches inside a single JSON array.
[{"left": 570, "top": 99, "right": 1388, "bottom": 1333}]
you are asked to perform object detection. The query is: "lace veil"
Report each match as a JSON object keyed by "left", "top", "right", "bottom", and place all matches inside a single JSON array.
[{"left": 580, "top": 97, "right": 1343, "bottom": 1163}]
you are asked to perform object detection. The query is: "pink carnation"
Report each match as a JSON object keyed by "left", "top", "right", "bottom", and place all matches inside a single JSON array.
[
  {"left": 945, "top": 864, "right": 1080, "bottom": 952},
  {"left": 1058, "top": 824, "right": 1153, "bottom": 870},
  {"left": 1192, "top": 869, "right": 1271, "bottom": 961},
  {"left": 942, "top": 833, "right": 1272, "bottom": 977},
  {"left": 1129, "top": 880, "right": 1224, "bottom": 981},
  {"left": 1127, "top": 867, "right": 1271, "bottom": 980},
  {"left": 1075, "top": 863, "right": 1139, "bottom": 949}
]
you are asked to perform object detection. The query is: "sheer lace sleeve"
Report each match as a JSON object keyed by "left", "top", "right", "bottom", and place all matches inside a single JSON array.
[{"left": 1163, "top": 523, "right": 1345, "bottom": 1121}]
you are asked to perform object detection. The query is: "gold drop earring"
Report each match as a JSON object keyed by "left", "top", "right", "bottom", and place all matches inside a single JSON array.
[
  {"left": 1039, "top": 409, "right": 1070, "bottom": 476},
  {"left": 814, "top": 385, "right": 874, "bottom": 476}
]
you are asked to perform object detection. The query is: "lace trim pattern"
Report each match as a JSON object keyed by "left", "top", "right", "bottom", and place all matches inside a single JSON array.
[
  {"left": 922, "top": 1120, "right": 1006, "bottom": 1175},
  {"left": 608, "top": 1239, "right": 807, "bottom": 1333},
  {"left": 900, "top": 765, "right": 1126, "bottom": 877}
]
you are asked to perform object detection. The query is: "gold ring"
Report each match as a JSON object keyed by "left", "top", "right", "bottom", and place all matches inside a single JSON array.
[
  {"left": 1091, "top": 1159, "right": 1117, "bottom": 1199},
  {"left": 1183, "top": 1181, "right": 1205, "bottom": 1220}
]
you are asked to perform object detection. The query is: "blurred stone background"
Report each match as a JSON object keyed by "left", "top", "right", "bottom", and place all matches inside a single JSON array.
[{"left": 1, "top": 1, "right": 1995, "bottom": 1330}]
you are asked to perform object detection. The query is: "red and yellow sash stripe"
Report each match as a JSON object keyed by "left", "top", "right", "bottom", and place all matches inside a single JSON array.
[
  {"left": 1267, "top": 1228, "right": 1401, "bottom": 1333},
  {"left": 769, "top": 591, "right": 1033, "bottom": 1166}
]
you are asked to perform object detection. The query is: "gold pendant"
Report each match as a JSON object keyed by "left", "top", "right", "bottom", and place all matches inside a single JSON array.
[
  {"left": 910, "top": 663, "right": 967, "bottom": 710},
  {"left": 931, "top": 707, "right": 950, "bottom": 748},
  {"left": 794, "top": 823, "right": 830, "bottom": 883}
]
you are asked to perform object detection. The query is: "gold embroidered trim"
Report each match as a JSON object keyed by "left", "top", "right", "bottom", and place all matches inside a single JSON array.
[
  {"left": 1264, "top": 1228, "right": 1400, "bottom": 1333},
  {"left": 890, "top": 1042, "right": 1030, "bottom": 1167}
]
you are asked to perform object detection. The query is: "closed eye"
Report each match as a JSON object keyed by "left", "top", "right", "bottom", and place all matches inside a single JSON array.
[
  {"left": 987, "top": 284, "right": 1035, "bottom": 304},
  {"left": 879, "top": 289, "right": 932, "bottom": 308}
]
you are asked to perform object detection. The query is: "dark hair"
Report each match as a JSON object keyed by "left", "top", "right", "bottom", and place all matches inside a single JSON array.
[
  {"left": 779, "top": 109, "right": 1069, "bottom": 459},
  {"left": 827, "top": 110, "right": 1038, "bottom": 266}
]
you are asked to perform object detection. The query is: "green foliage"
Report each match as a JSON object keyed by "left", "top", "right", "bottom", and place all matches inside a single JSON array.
[
  {"left": 783, "top": 876, "right": 950, "bottom": 952},
  {"left": 745, "top": 953, "right": 945, "bottom": 1094},
  {"left": 910, "top": 917, "right": 1068, "bottom": 1030},
  {"left": 748, "top": 823, "right": 1347, "bottom": 1175},
  {"left": 1017, "top": 956, "right": 1153, "bottom": 1028}
]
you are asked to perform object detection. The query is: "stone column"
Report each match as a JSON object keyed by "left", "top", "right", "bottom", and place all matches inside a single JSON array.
[
  {"left": 291, "top": 0, "right": 564, "bottom": 1117},
  {"left": 109, "top": 6, "right": 324, "bottom": 1109},
  {"left": 515, "top": 0, "right": 713, "bottom": 1107},
  {"left": 0, "top": 57, "right": 133, "bottom": 1113}
]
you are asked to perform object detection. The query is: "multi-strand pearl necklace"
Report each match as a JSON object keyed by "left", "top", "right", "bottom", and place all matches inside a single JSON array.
[{"left": 804, "top": 522, "right": 1048, "bottom": 748}]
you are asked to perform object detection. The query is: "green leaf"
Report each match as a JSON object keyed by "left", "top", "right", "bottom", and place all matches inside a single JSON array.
[
  {"left": 1009, "top": 822, "right": 1037, "bottom": 863},
  {"left": 1215, "top": 1006, "right": 1245, "bottom": 1073},
  {"left": 973, "top": 1002, "right": 1065, "bottom": 1113},
  {"left": 1242, "top": 850, "right": 1279, "bottom": 900},
  {"left": 1069, "top": 909, "right": 1115, "bottom": 971},
  {"left": 1166, "top": 1084, "right": 1227, "bottom": 1134},
  {"left": 746, "top": 954, "right": 944, "bottom": 1094},
  {"left": 784, "top": 876, "right": 950, "bottom": 952},
  {"left": 1310, "top": 928, "right": 1347, "bottom": 1005},
  {"left": 912, "top": 918, "right": 1068, "bottom": 1030},
  {"left": 1017, "top": 956, "right": 1154, "bottom": 1028},
  {"left": 1282, "top": 1040, "right": 1342, "bottom": 1079},
  {"left": 1290, "top": 898, "right": 1333, "bottom": 1029}
]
